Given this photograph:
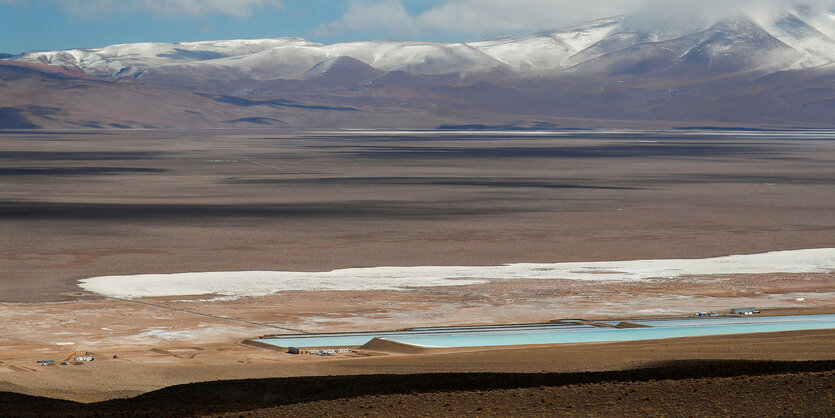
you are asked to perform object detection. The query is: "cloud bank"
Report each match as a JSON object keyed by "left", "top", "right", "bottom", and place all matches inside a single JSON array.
[
  {"left": 315, "top": 0, "right": 643, "bottom": 39},
  {"left": 316, "top": 0, "right": 835, "bottom": 40},
  {"left": 629, "top": 0, "right": 835, "bottom": 29}
]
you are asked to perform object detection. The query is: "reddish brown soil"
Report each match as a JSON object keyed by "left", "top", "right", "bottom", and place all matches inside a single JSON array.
[
  {"left": 1, "top": 328, "right": 833, "bottom": 404},
  {"left": 2, "top": 360, "right": 833, "bottom": 417}
]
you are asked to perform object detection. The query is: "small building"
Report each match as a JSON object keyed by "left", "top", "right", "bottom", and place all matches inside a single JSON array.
[
  {"left": 288, "top": 347, "right": 352, "bottom": 355},
  {"left": 74, "top": 356, "right": 94, "bottom": 362},
  {"left": 730, "top": 307, "right": 759, "bottom": 315}
]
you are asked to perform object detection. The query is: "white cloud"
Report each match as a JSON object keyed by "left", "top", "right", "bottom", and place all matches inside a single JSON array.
[
  {"left": 629, "top": 0, "right": 835, "bottom": 28},
  {"left": 317, "top": 0, "right": 835, "bottom": 40},
  {"left": 15, "top": 0, "right": 284, "bottom": 17},
  {"left": 316, "top": 0, "right": 644, "bottom": 39},
  {"left": 315, "top": 0, "right": 421, "bottom": 38}
]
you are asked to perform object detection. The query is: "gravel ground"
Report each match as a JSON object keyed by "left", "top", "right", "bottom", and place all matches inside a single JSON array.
[
  {"left": 239, "top": 371, "right": 835, "bottom": 417},
  {"left": 3, "top": 360, "right": 834, "bottom": 417}
]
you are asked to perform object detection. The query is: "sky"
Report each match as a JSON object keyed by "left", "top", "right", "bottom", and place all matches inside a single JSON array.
[{"left": 2, "top": 0, "right": 833, "bottom": 54}]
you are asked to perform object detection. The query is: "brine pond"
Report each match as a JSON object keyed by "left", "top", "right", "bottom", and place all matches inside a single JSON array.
[{"left": 255, "top": 314, "right": 835, "bottom": 349}]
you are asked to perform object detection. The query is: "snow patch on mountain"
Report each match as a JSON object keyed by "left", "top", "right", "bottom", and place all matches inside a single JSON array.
[
  {"left": 755, "top": 13, "right": 835, "bottom": 68},
  {"left": 472, "top": 34, "right": 575, "bottom": 72},
  {"left": 17, "top": 11, "right": 835, "bottom": 81}
]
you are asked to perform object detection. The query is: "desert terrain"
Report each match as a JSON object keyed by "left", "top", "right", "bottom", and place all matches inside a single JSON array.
[
  {"left": 233, "top": 366, "right": 835, "bottom": 417},
  {"left": 1, "top": 332, "right": 834, "bottom": 415},
  {"left": 1, "top": 129, "right": 834, "bottom": 414},
  {"left": 3, "top": 129, "right": 833, "bottom": 299}
]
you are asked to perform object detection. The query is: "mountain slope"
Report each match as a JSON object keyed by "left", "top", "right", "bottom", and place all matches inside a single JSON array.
[
  {"left": 302, "top": 56, "right": 384, "bottom": 84},
  {"left": 571, "top": 18, "right": 805, "bottom": 78},
  {"left": 5, "top": 8, "right": 835, "bottom": 129},
  {"left": 17, "top": 11, "right": 835, "bottom": 82},
  {"left": 0, "top": 62, "right": 375, "bottom": 129}
]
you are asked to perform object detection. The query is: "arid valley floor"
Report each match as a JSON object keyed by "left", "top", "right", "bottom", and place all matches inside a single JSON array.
[{"left": 1, "top": 129, "right": 834, "bottom": 415}]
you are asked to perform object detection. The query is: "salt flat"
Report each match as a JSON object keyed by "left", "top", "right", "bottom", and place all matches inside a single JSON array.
[{"left": 78, "top": 248, "right": 835, "bottom": 298}]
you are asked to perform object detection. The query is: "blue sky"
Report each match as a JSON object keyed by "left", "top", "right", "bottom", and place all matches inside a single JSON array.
[
  {"left": 1, "top": 0, "right": 338, "bottom": 53},
  {"left": 2, "top": 0, "right": 830, "bottom": 54},
  {"left": 0, "top": 0, "right": 644, "bottom": 53}
]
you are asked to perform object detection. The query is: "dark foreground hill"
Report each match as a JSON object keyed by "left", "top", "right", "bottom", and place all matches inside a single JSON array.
[{"left": 3, "top": 360, "right": 834, "bottom": 417}]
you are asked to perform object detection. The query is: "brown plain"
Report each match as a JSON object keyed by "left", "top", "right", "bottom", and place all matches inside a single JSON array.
[
  {"left": 1, "top": 130, "right": 834, "bottom": 413},
  {"left": 2, "top": 130, "right": 833, "bottom": 301}
]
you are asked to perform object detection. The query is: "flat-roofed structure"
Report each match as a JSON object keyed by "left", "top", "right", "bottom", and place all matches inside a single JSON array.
[{"left": 730, "top": 307, "right": 760, "bottom": 315}]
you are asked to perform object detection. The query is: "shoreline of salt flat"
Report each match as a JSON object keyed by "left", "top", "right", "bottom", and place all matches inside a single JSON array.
[{"left": 77, "top": 248, "right": 835, "bottom": 299}]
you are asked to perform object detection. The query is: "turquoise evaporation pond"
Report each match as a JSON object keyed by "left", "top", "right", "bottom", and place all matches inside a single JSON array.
[{"left": 257, "top": 314, "right": 835, "bottom": 349}]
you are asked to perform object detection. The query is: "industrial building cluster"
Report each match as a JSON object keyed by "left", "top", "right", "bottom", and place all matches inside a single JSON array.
[
  {"left": 696, "top": 307, "right": 760, "bottom": 317},
  {"left": 36, "top": 355, "right": 95, "bottom": 366},
  {"left": 288, "top": 347, "right": 353, "bottom": 356}
]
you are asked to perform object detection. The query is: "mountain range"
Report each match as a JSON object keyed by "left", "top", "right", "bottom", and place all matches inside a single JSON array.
[{"left": 3, "top": 8, "right": 835, "bottom": 129}]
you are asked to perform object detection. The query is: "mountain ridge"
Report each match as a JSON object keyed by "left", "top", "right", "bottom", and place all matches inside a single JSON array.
[
  {"left": 2, "top": 10, "right": 834, "bottom": 129},
  {"left": 14, "top": 11, "right": 835, "bottom": 81}
]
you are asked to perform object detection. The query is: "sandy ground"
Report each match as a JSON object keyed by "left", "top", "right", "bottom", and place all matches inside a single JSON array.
[
  {"left": 0, "top": 270, "right": 832, "bottom": 403},
  {"left": 1, "top": 130, "right": 834, "bottom": 404},
  {"left": 1, "top": 272, "right": 833, "bottom": 350},
  {"left": 0, "top": 328, "right": 833, "bottom": 404}
]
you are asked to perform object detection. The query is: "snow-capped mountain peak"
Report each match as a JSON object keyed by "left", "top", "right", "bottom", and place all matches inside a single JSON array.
[{"left": 14, "top": 11, "right": 835, "bottom": 82}]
